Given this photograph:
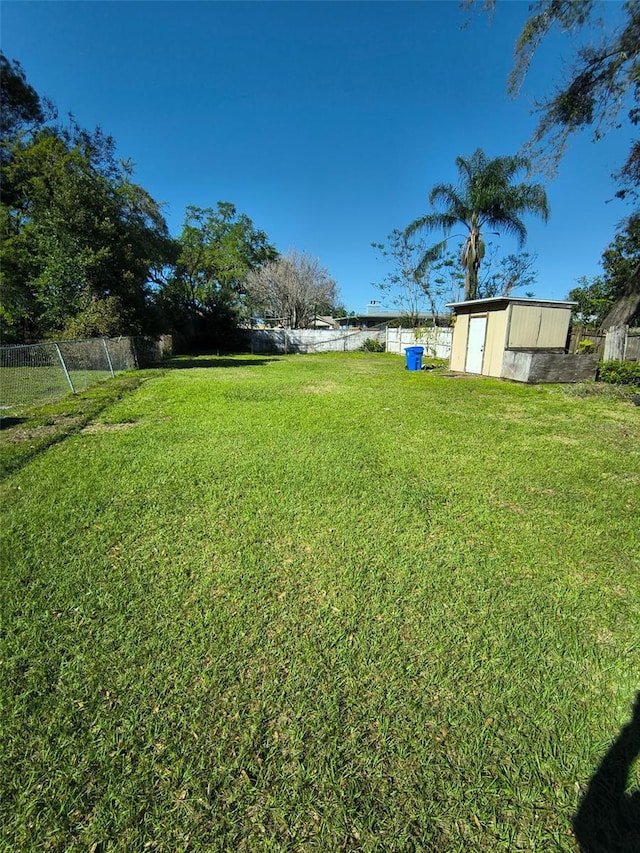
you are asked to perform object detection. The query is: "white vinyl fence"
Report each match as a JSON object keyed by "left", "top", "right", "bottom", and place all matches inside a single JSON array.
[
  {"left": 244, "top": 328, "right": 386, "bottom": 354},
  {"left": 243, "top": 326, "right": 454, "bottom": 359},
  {"left": 385, "top": 326, "right": 453, "bottom": 359}
]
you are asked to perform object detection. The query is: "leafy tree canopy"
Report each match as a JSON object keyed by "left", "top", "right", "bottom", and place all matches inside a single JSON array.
[
  {"left": 157, "top": 203, "right": 278, "bottom": 348},
  {"left": 0, "top": 55, "right": 279, "bottom": 350},
  {"left": 175, "top": 203, "right": 277, "bottom": 304},
  {"left": 0, "top": 53, "right": 54, "bottom": 170},
  {"left": 468, "top": 1, "right": 640, "bottom": 327},
  {"left": 0, "top": 54, "right": 175, "bottom": 343}
]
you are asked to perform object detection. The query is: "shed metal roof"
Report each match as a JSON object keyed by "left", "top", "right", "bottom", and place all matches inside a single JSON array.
[{"left": 446, "top": 296, "right": 577, "bottom": 310}]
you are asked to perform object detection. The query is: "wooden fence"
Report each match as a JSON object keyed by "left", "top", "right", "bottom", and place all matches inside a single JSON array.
[{"left": 567, "top": 326, "right": 639, "bottom": 361}]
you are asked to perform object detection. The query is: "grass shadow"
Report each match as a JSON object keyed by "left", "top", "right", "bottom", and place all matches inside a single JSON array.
[
  {"left": 165, "top": 356, "right": 280, "bottom": 370},
  {"left": 0, "top": 417, "right": 27, "bottom": 430},
  {"left": 573, "top": 692, "right": 640, "bottom": 852}
]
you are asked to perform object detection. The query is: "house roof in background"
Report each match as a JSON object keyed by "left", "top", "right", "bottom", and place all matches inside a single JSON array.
[{"left": 335, "top": 311, "right": 444, "bottom": 322}]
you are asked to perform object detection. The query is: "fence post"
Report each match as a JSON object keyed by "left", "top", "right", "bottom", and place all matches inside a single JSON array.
[
  {"left": 130, "top": 337, "right": 140, "bottom": 369},
  {"left": 102, "top": 338, "right": 115, "bottom": 377},
  {"left": 54, "top": 343, "right": 75, "bottom": 393}
]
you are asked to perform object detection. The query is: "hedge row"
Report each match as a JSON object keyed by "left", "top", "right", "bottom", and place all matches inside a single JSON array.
[{"left": 598, "top": 360, "right": 640, "bottom": 386}]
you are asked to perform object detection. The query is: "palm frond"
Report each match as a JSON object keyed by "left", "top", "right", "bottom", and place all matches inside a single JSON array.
[
  {"left": 485, "top": 210, "right": 528, "bottom": 246},
  {"left": 428, "top": 183, "right": 464, "bottom": 210},
  {"left": 405, "top": 212, "right": 460, "bottom": 239},
  {"left": 415, "top": 240, "right": 448, "bottom": 277},
  {"left": 514, "top": 183, "right": 550, "bottom": 222}
]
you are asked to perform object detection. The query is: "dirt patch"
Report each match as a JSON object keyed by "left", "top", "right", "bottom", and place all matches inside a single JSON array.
[
  {"left": 2, "top": 415, "right": 84, "bottom": 441},
  {"left": 551, "top": 434, "right": 580, "bottom": 445},
  {"left": 81, "top": 421, "right": 138, "bottom": 434},
  {"left": 300, "top": 381, "right": 343, "bottom": 394},
  {"left": 0, "top": 414, "right": 83, "bottom": 441},
  {"left": 1, "top": 425, "right": 64, "bottom": 443},
  {"left": 495, "top": 500, "right": 526, "bottom": 515}
]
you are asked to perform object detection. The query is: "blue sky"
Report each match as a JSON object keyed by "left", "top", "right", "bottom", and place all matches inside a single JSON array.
[{"left": 1, "top": 1, "right": 633, "bottom": 312}]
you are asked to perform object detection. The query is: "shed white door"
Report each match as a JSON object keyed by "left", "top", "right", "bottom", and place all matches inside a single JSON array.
[{"left": 465, "top": 316, "right": 487, "bottom": 374}]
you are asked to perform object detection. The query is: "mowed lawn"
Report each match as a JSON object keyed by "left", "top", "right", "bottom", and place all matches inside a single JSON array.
[{"left": 1, "top": 353, "right": 638, "bottom": 852}]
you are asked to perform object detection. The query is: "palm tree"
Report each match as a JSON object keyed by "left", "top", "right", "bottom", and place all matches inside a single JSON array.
[{"left": 406, "top": 149, "right": 549, "bottom": 301}]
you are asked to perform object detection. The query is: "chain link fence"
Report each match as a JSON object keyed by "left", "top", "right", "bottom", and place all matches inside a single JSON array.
[{"left": 0, "top": 335, "right": 171, "bottom": 411}]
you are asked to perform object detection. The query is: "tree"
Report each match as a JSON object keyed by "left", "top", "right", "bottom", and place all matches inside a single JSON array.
[
  {"left": 159, "top": 203, "right": 277, "bottom": 347},
  {"left": 0, "top": 52, "right": 54, "bottom": 185},
  {"left": 429, "top": 250, "right": 466, "bottom": 307},
  {"left": 371, "top": 230, "right": 442, "bottom": 325},
  {"left": 1, "top": 128, "right": 175, "bottom": 341},
  {"left": 493, "top": 0, "right": 640, "bottom": 183},
  {"left": 417, "top": 245, "right": 537, "bottom": 310},
  {"left": 0, "top": 56, "right": 175, "bottom": 342},
  {"left": 568, "top": 214, "right": 640, "bottom": 328},
  {"left": 244, "top": 250, "right": 338, "bottom": 329},
  {"left": 405, "top": 149, "right": 549, "bottom": 300},
  {"left": 567, "top": 275, "right": 612, "bottom": 327},
  {"left": 477, "top": 247, "right": 538, "bottom": 299},
  {"left": 470, "top": 1, "right": 640, "bottom": 322}
]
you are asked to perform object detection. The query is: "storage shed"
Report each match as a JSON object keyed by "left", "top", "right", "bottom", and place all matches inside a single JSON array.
[{"left": 447, "top": 297, "right": 598, "bottom": 383}]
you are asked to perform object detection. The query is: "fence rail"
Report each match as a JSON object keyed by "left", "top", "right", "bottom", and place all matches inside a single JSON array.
[{"left": 0, "top": 335, "right": 171, "bottom": 411}]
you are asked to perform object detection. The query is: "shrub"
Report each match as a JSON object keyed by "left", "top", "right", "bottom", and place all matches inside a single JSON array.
[
  {"left": 577, "top": 339, "right": 595, "bottom": 354},
  {"left": 598, "top": 360, "right": 640, "bottom": 386},
  {"left": 359, "top": 338, "right": 385, "bottom": 352}
]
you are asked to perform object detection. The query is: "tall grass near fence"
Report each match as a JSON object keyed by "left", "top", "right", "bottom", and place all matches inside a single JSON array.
[{"left": 1, "top": 353, "right": 639, "bottom": 852}]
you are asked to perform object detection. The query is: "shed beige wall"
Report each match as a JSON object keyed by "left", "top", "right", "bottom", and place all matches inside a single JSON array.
[
  {"left": 450, "top": 313, "right": 469, "bottom": 371},
  {"left": 507, "top": 304, "right": 571, "bottom": 349},
  {"left": 483, "top": 309, "right": 509, "bottom": 376}
]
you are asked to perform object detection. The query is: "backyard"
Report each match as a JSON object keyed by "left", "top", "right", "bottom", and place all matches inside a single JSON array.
[{"left": 1, "top": 353, "right": 638, "bottom": 852}]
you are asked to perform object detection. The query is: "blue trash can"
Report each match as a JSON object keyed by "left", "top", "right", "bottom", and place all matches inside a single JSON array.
[{"left": 404, "top": 346, "right": 424, "bottom": 371}]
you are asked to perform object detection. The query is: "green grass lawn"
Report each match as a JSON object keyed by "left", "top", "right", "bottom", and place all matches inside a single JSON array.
[{"left": 1, "top": 353, "right": 638, "bottom": 852}]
